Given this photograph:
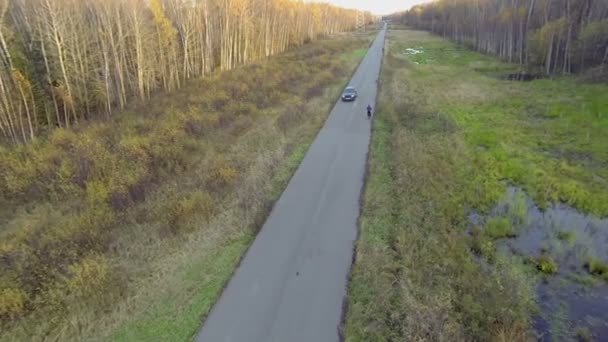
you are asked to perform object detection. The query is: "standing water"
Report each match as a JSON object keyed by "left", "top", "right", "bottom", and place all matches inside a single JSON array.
[{"left": 470, "top": 187, "right": 608, "bottom": 341}]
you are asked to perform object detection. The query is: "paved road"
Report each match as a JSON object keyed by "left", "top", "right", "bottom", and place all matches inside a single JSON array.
[{"left": 196, "top": 25, "right": 387, "bottom": 342}]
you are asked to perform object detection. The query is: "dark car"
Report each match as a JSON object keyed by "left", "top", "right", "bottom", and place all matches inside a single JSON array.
[{"left": 341, "top": 86, "right": 357, "bottom": 101}]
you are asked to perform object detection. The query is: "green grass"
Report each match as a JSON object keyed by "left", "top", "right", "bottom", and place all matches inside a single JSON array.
[
  {"left": 346, "top": 29, "right": 608, "bottom": 340},
  {"left": 509, "top": 189, "right": 529, "bottom": 225},
  {"left": 111, "top": 237, "right": 250, "bottom": 341},
  {"left": 0, "top": 33, "right": 373, "bottom": 340},
  {"left": 485, "top": 217, "right": 517, "bottom": 239},
  {"left": 389, "top": 32, "right": 608, "bottom": 217},
  {"left": 343, "top": 48, "right": 368, "bottom": 62},
  {"left": 470, "top": 229, "right": 497, "bottom": 262},
  {"left": 568, "top": 273, "right": 600, "bottom": 287},
  {"left": 556, "top": 230, "right": 577, "bottom": 245},
  {"left": 345, "top": 30, "right": 535, "bottom": 341}
]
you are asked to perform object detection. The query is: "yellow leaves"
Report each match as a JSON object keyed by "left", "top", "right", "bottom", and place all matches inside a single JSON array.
[
  {"left": 51, "top": 82, "right": 74, "bottom": 110},
  {"left": 0, "top": 288, "right": 27, "bottom": 319},
  {"left": 0, "top": 148, "right": 45, "bottom": 196},
  {"left": 11, "top": 69, "right": 32, "bottom": 93},
  {"left": 148, "top": 0, "right": 177, "bottom": 48},
  {"left": 204, "top": 155, "right": 240, "bottom": 191},
  {"left": 85, "top": 179, "right": 112, "bottom": 205},
  {"left": 49, "top": 128, "right": 78, "bottom": 149}
]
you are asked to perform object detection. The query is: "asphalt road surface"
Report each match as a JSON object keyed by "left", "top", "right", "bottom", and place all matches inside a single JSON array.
[{"left": 196, "top": 25, "right": 387, "bottom": 342}]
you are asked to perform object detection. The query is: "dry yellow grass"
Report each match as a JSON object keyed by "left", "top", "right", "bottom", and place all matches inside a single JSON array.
[{"left": 0, "top": 32, "right": 374, "bottom": 341}]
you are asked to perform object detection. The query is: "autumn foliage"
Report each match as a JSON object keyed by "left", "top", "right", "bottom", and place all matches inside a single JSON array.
[
  {"left": 400, "top": 0, "right": 608, "bottom": 76},
  {"left": 0, "top": 0, "right": 368, "bottom": 143},
  {"left": 0, "top": 31, "right": 371, "bottom": 336}
]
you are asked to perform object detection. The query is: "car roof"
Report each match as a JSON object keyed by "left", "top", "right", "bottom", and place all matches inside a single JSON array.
[{"left": 345, "top": 86, "right": 356, "bottom": 91}]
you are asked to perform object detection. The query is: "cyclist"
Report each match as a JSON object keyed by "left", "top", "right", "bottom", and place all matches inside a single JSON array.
[{"left": 366, "top": 104, "right": 372, "bottom": 119}]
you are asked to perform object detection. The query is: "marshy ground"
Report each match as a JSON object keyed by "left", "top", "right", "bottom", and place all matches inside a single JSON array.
[{"left": 345, "top": 28, "right": 608, "bottom": 341}]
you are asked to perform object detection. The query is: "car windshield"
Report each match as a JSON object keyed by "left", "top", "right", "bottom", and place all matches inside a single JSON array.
[{"left": 344, "top": 88, "right": 356, "bottom": 94}]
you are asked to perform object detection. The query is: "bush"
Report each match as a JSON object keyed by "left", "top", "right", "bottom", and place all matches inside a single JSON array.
[
  {"left": 275, "top": 100, "right": 306, "bottom": 133},
  {"left": 585, "top": 258, "right": 608, "bottom": 280},
  {"left": 0, "top": 32, "right": 369, "bottom": 334},
  {"left": 0, "top": 288, "right": 27, "bottom": 320},
  {"left": 0, "top": 148, "right": 39, "bottom": 197},
  {"left": 535, "top": 255, "right": 558, "bottom": 274},
  {"left": 485, "top": 217, "right": 516, "bottom": 239},
  {"left": 165, "top": 191, "right": 215, "bottom": 234},
  {"left": 216, "top": 167, "right": 239, "bottom": 187},
  {"left": 206, "top": 156, "right": 240, "bottom": 191},
  {"left": 66, "top": 255, "right": 111, "bottom": 298},
  {"left": 14, "top": 206, "right": 116, "bottom": 306}
]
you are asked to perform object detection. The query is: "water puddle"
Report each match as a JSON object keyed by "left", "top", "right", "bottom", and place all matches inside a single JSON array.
[
  {"left": 469, "top": 187, "right": 608, "bottom": 341},
  {"left": 404, "top": 47, "right": 423, "bottom": 55},
  {"left": 502, "top": 72, "right": 544, "bottom": 82}
]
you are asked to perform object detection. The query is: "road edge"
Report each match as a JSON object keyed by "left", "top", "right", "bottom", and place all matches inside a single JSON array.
[
  {"left": 337, "top": 25, "right": 388, "bottom": 342},
  {"left": 190, "top": 33, "right": 377, "bottom": 342}
]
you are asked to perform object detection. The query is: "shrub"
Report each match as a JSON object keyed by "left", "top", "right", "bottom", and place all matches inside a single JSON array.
[
  {"left": 585, "top": 258, "right": 608, "bottom": 280},
  {"left": 48, "top": 127, "right": 79, "bottom": 149},
  {"left": 207, "top": 157, "right": 240, "bottom": 190},
  {"left": 557, "top": 180, "right": 591, "bottom": 212},
  {"left": 66, "top": 255, "right": 111, "bottom": 298},
  {"left": 485, "top": 217, "right": 516, "bottom": 239},
  {"left": 275, "top": 100, "right": 306, "bottom": 133},
  {"left": 535, "top": 255, "right": 558, "bottom": 274},
  {"left": 37, "top": 206, "right": 116, "bottom": 261},
  {"left": 201, "top": 112, "right": 220, "bottom": 129},
  {"left": 217, "top": 167, "right": 239, "bottom": 186},
  {"left": 166, "top": 191, "right": 215, "bottom": 234},
  {"left": 119, "top": 135, "right": 153, "bottom": 164},
  {"left": 86, "top": 180, "right": 113, "bottom": 205},
  {"left": 0, "top": 288, "right": 27, "bottom": 319},
  {"left": 210, "top": 90, "right": 230, "bottom": 110},
  {"left": 0, "top": 149, "right": 39, "bottom": 197},
  {"left": 146, "top": 119, "right": 194, "bottom": 173}
]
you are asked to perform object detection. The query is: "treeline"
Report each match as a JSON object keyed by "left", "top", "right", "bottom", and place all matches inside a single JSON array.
[
  {"left": 402, "top": 0, "right": 608, "bottom": 75},
  {"left": 0, "top": 0, "right": 365, "bottom": 144}
]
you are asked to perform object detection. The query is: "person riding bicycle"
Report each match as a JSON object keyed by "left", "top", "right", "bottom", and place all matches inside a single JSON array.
[{"left": 366, "top": 104, "right": 372, "bottom": 119}]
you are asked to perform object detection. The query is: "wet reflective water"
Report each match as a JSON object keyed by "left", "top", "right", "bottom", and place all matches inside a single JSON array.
[{"left": 470, "top": 187, "right": 608, "bottom": 341}]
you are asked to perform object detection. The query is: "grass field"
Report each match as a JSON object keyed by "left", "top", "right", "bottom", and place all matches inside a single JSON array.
[
  {"left": 0, "top": 32, "right": 374, "bottom": 341},
  {"left": 345, "top": 29, "right": 608, "bottom": 341}
]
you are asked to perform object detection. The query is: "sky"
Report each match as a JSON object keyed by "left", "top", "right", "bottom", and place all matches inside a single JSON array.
[{"left": 316, "top": 0, "right": 433, "bottom": 15}]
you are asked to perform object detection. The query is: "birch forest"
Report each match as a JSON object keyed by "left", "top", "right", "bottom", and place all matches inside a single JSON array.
[
  {"left": 402, "top": 0, "right": 608, "bottom": 75},
  {"left": 0, "top": 0, "right": 360, "bottom": 144}
]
